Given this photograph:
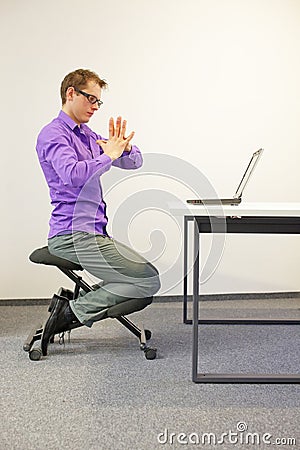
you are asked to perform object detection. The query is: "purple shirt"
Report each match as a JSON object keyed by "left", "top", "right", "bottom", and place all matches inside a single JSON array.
[{"left": 36, "top": 110, "right": 143, "bottom": 238}]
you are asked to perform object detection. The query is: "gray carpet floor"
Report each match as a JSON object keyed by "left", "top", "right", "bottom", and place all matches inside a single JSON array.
[{"left": 0, "top": 297, "right": 299, "bottom": 450}]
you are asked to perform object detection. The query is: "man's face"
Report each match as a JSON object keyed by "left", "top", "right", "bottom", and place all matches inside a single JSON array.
[{"left": 64, "top": 80, "right": 102, "bottom": 125}]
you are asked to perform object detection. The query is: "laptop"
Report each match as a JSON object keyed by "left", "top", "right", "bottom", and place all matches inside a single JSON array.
[{"left": 186, "top": 148, "right": 264, "bottom": 206}]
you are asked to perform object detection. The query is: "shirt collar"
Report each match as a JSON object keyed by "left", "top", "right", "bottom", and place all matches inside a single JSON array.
[{"left": 58, "top": 110, "right": 80, "bottom": 131}]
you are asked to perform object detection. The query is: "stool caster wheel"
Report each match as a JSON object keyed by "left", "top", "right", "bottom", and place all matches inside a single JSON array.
[
  {"left": 145, "top": 329, "right": 152, "bottom": 341},
  {"left": 29, "top": 347, "right": 42, "bottom": 361},
  {"left": 144, "top": 347, "right": 157, "bottom": 360}
]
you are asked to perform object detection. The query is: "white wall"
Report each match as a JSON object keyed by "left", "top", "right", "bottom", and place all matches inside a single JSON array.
[{"left": 0, "top": 0, "right": 299, "bottom": 299}]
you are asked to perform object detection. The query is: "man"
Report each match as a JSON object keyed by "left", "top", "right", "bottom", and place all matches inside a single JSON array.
[{"left": 36, "top": 68, "right": 160, "bottom": 349}]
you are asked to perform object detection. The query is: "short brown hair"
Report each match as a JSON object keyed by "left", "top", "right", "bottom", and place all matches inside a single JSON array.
[{"left": 60, "top": 68, "right": 107, "bottom": 105}]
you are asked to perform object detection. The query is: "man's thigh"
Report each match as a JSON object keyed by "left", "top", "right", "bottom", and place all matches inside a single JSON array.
[{"left": 49, "top": 232, "right": 157, "bottom": 283}]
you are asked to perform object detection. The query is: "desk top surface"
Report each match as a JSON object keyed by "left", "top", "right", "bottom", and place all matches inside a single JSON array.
[{"left": 168, "top": 202, "right": 300, "bottom": 217}]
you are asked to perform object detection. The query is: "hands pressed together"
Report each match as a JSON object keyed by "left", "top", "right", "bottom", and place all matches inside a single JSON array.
[{"left": 96, "top": 116, "right": 135, "bottom": 161}]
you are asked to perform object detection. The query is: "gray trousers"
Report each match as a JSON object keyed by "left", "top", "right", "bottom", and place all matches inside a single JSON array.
[{"left": 48, "top": 232, "right": 160, "bottom": 327}]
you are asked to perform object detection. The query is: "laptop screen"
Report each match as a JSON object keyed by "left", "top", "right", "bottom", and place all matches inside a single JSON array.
[{"left": 234, "top": 148, "right": 264, "bottom": 199}]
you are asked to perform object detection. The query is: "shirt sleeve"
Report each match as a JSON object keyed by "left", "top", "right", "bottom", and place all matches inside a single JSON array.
[
  {"left": 39, "top": 131, "right": 112, "bottom": 188},
  {"left": 96, "top": 133, "right": 143, "bottom": 170},
  {"left": 112, "top": 145, "right": 143, "bottom": 169}
]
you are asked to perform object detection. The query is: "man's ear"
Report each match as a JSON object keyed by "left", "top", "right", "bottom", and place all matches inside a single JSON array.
[{"left": 66, "top": 86, "right": 75, "bottom": 102}]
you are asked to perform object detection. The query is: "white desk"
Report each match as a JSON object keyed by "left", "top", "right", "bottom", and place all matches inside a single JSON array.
[
  {"left": 170, "top": 201, "right": 300, "bottom": 217},
  {"left": 169, "top": 202, "right": 300, "bottom": 383}
]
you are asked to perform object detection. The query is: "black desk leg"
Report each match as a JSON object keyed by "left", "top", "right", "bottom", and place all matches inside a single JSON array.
[
  {"left": 192, "top": 218, "right": 200, "bottom": 382},
  {"left": 183, "top": 216, "right": 188, "bottom": 324},
  {"left": 191, "top": 219, "right": 300, "bottom": 384}
]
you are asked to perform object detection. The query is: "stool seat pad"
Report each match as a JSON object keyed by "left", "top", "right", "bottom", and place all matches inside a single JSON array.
[{"left": 29, "top": 246, "right": 83, "bottom": 271}]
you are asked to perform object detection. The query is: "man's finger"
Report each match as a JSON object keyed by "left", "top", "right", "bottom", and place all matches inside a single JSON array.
[
  {"left": 108, "top": 117, "right": 115, "bottom": 139},
  {"left": 96, "top": 139, "right": 107, "bottom": 147},
  {"left": 121, "top": 119, "right": 127, "bottom": 138},
  {"left": 124, "top": 131, "right": 135, "bottom": 144},
  {"left": 115, "top": 116, "right": 122, "bottom": 137},
  {"left": 109, "top": 117, "right": 114, "bottom": 139}
]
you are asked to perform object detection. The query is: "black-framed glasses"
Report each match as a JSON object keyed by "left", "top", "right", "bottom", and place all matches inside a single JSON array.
[{"left": 75, "top": 89, "right": 103, "bottom": 108}]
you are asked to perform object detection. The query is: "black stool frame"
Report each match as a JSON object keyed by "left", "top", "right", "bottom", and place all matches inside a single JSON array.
[{"left": 24, "top": 247, "right": 157, "bottom": 361}]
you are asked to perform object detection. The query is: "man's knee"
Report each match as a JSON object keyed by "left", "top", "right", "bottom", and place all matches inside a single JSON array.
[
  {"left": 144, "top": 264, "right": 161, "bottom": 296},
  {"left": 152, "top": 272, "right": 161, "bottom": 295}
]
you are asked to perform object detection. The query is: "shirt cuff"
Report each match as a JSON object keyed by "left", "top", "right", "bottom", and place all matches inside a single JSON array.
[{"left": 96, "top": 152, "right": 113, "bottom": 170}]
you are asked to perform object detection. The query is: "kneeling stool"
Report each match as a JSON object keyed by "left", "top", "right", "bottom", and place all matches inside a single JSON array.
[{"left": 24, "top": 246, "right": 157, "bottom": 361}]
